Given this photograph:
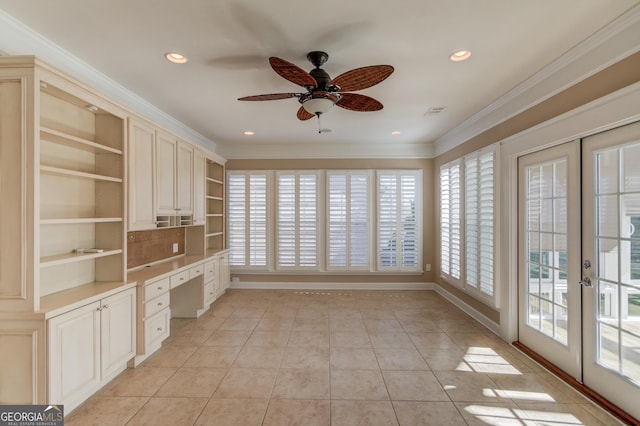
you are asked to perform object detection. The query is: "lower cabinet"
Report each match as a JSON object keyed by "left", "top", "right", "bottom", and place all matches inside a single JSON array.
[
  {"left": 217, "top": 251, "right": 230, "bottom": 297},
  {"left": 47, "top": 287, "right": 135, "bottom": 411}
]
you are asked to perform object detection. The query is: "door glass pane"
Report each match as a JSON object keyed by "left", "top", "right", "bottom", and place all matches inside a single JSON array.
[
  {"left": 594, "top": 143, "right": 640, "bottom": 384},
  {"left": 524, "top": 160, "right": 569, "bottom": 345}
]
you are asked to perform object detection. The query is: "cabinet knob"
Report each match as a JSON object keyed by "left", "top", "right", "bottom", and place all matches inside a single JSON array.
[
  {"left": 158, "top": 302, "right": 163, "bottom": 306},
  {"left": 157, "top": 327, "right": 163, "bottom": 332},
  {"left": 103, "top": 304, "right": 110, "bottom": 309},
  {"left": 157, "top": 286, "right": 163, "bottom": 290}
]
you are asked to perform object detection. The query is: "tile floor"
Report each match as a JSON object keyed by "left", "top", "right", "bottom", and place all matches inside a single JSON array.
[{"left": 66, "top": 289, "right": 622, "bottom": 425}]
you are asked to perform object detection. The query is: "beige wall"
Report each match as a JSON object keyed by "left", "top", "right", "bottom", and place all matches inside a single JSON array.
[
  {"left": 226, "top": 158, "right": 434, "bottom": 284},
  {"left": 433, "top": 51, "right": 640, "bottom": 325}
]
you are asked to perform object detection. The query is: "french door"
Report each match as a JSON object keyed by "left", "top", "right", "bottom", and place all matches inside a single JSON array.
[{"left": 519, "top": 121, "right": 640, "bottom": 420}]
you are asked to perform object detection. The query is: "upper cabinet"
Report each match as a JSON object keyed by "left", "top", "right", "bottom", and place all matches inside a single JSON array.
[
  {"left": 128, "top": 118, "right": 155, "bottom": 231},
  {"left": 155, "top": 131, "right": 193, "bottom": 227}
]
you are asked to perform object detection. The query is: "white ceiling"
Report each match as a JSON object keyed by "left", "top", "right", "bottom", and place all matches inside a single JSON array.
[{"left": 0, "top": 0, "right": 638, "bottom": 158}]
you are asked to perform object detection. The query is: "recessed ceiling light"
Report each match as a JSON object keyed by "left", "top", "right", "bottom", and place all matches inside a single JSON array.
[
  {"left": 449, "top": 50, "right": 471, "bottom": 62},
  {"left": 165, "top": 52, "right": 188, "bottom": 64},
  {"left": 243, "top": 131, "right": 255, "bottom": 136},
  {"left": 391, "top": 130, "right": 401, "bottom": 135}
]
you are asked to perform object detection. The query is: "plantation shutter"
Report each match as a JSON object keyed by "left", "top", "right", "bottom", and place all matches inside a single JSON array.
[
  {"left": 378, "top": 171, "right": 421, "bottom": 271},
  {"left": 277, "top": 173, "right": 318, "bottom": 269},
  {"left": 227, "top": 173, "right": 268, "bottom": 268},
  {"left": 440, "top": 161, "right": 461, "bottom": 280},
  {"left": 327, "top": 172, "right": 370, "bottom": 270}
]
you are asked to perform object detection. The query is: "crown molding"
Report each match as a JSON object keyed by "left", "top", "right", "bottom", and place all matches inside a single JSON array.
[
  {"left": 218, "top": 140, "right": 435, "bottom": 160},
  {"left": 433, "top": 4, "right": 640, "bottom": 157},
  {"left": 0, "top": 9, "right": 216, "bottom": 152}
]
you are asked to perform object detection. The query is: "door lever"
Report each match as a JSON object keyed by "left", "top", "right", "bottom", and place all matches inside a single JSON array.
[{"left": 579, "top": 277, "right": 593, "bottom": 287}]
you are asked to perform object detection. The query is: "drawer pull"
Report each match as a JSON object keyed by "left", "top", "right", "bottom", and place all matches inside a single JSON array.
[
  {"left": 180, "top": 277, "right": 184, "bottom": 281},
  {"left": 157, "top": 302, "right": 163, "bottom": 306},
  {"left": 157, "top": 286, "right": 163, "bottom": 290},
  {"left": 157, "top": 327, "right": 163, "bottom": 332}
]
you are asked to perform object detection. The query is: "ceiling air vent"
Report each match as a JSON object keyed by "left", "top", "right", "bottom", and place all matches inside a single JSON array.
[{"left": 425, "top": 106, "right": 446, "bottom": 115}]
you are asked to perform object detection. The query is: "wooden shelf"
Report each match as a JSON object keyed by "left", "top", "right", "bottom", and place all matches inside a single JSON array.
[
  {"left": 40, "top": 126, "right": 123, "bottom": 155},
  {"left": 40, "top": 249, "right": 123, "bottom": 268},
  {"left": 41, "top": 217, "right": 123, "bottom": 225},
  {"left": 40, "top": 165, "right": 123, "bottom": 182},
  {"left": 205, "top": 232, "right": 224, "bottom": 238},
  {"left": 206, "top": 214, "right": 223, "bottom": 218},
  {"left": 206, "top": 177, "right": 224, "bottom": 185},
  {"left": 205, "top": 195, "right": 224, "bottom": 200}
]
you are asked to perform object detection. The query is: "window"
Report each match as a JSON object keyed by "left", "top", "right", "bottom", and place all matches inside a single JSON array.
[
  {"left": 465, "top": 150, "right": 495, "bottom": 297},
  {"left": 440, "top": 147, "right": 497, "bottom": 303},
  {"left": 327, "top": 172, "right": 370, "bottom": 271},
  {"left": 227, "top": 172, "right": 268, "bottom": 268},
  {"left": 276, "top": 172, "right": 319, "bottom": 269},
  {"left": 227, "top": 169, "right": 422, "bottom": 274},
  {"left": 378, "top": 171, "right": 422, "bottom": 271},
  {"left": 440, "top": 160, "right": 461, "bottom": 281}
]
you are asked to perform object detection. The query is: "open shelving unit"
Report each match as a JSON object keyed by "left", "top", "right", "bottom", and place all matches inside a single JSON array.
[
  {"left": 39, "top": 82, "right": 126, "bottom": 298},
  {"left": 205, "top": 160, "right": 225, "bottom": 256}
]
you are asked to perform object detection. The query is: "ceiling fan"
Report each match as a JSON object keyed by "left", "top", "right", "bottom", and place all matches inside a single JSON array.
[{"left": 238, "top": 51, "right": 394, "bottom": 125}]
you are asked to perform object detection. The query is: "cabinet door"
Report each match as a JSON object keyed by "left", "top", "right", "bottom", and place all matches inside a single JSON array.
[
  {"left": 155, "top": 131, "right": 177, "bottom": 215},
  {"left": 48, "top": 301, "right": 101, "bottom": 405},
  {"left": 128, "top": 119, "right": 156, "bottom": 230},
  {"left": 217, "top": 252, "right": 230, "bottom": 295},
  {"left": 176, "top": 141, "right": 194, "bottom": 214},
  {"left": 100, "top": 288, "right": 136, "bottom": 378},
  {"left": 193, "top": 149, "right": 206, "bottom": 225}
]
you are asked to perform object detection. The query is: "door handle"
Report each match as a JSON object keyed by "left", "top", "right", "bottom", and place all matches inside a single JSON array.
[{"left": 579, "top": 277, "right": 593, "bottom": 287}]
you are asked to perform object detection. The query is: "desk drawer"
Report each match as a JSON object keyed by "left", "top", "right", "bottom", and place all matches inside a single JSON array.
[
  {"left": 144, "top": 292, "right": 170, "bottom": 318},
  {"left": 204, "top": 260, "right": 216, "bottom": 282},
  {"left": 170, "top": 270, "right": 190, "bottom": 288},
  {"left": 144, "top": 277, "right": 170, "bottom": 301},
  {"left": 189, "top": 264, "right": 204, "bottom": 280},
  {"left": 204, "top": 282, "right": 216, "bottom": 306},
  {"left": 145, "top": 307, "right": 170, "bottom": 348}
]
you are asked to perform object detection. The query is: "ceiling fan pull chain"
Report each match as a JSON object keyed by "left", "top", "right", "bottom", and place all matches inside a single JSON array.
[{"left": 317, "top": 113, "right": 322, "bottom": 134}]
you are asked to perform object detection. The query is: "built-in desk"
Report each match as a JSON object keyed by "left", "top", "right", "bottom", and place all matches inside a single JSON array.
[{"left": 127, "top": 250, "right": 229, "bottom": 366}]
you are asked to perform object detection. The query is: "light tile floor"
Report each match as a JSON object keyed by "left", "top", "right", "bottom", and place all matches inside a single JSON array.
[{"left": 66, "top": 289, "right": 623, "bottom": 425}]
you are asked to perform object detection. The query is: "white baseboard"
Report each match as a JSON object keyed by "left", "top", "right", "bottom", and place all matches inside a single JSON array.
[
  {"left": 228, "top": 281, "right": 434, "bottom": 291},
  {"left": 433, "top": 285, "right": 502, "bottom": 336}
]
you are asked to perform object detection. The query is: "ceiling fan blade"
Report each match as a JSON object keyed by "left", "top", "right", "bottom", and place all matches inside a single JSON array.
[
  {"left": 336, "top": 93, "right": 383, "bottom": 112},
  {"left": 238, "top": 93, "right": 300, "bottom": 101},
  {"left": 330, "top": 65, "right": 394, "bottom": 92},
  {"left": 269, "top": 57, "right": 317, "bottom": 88},
  {"left": 297, "top": 106, "right": 315, "bottom": 121}
]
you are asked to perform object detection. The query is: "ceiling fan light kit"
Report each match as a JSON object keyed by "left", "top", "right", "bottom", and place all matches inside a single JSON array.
[{"left": 238, "top": 51, "right": 394, "bottom": 130}]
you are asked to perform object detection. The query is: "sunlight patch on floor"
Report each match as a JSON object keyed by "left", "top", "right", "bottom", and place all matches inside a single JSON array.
[
  {"left": 455, "top": 346, "right": 522, "bottom": 375},
  {"left": 464, "top": 404, "right": 583, "bottom": 425}
]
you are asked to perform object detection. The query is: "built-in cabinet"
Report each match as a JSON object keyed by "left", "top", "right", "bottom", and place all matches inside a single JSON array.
[
  {"left": 155, "top": 131, "right": 193, "bottom": 227},
  {"left": 0, "top": 56, "right": 134, "bottom": 409},
  {"left": 127, "top": 119, "right": 155, "bottom": 231},
  {"left": 48, "top": 287, "right": 135, "bottom": 411},
  {"left": 0, "top": 56, "right": 229, "bottom": 413},
  {"left": 206, "top": 160, "right": 226, "bottom": 255}
]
